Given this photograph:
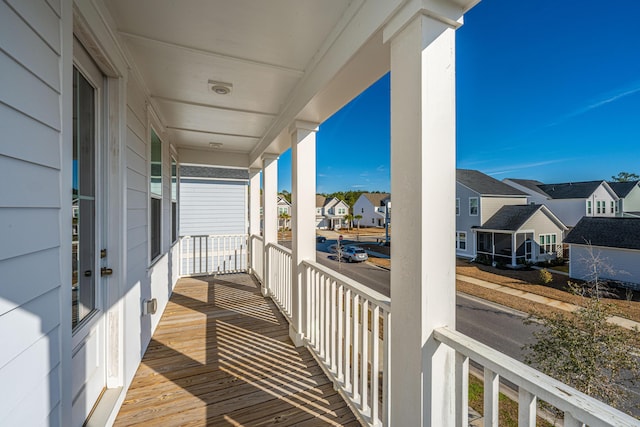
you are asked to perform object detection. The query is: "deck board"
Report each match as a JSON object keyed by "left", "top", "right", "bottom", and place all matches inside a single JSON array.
[{"left": 114, "top": 274, "right": 360, "bottom": 427}]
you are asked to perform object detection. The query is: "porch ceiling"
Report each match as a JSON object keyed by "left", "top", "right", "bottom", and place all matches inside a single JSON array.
[{"left": 103, "top": 0, "right": 395, "bottom": 167}]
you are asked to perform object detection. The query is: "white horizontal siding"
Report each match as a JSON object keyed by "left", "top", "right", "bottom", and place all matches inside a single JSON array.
[
  {"left": 0, "top": 103, "right": 60, "bottom": 169},
  {"left": 0, "top": 51, "right": 60, "bottom": 130},
  {"left": 0, "top": 1, "right": 60, "bottom": 91},
  {"left": 180, "top": 179, "right": 247, "bottom": 236},
  {"left": 0, "top": 248, "right": 60, "bottom": 316},
  {"left": 0, "top": 208, "right": 59, "bottom": 261},
  {"left": 0, "top": 156, "right": 60, "bottom": 208},
  {"left": 0, "top": 2, "right": 64, "bottom": 425},
  {"left": 5, "top": 0, "right": 61, "bottom": 54}
]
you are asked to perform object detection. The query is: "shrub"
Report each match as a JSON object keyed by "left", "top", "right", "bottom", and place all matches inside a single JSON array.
[{"left": 538, "top": 268, "right": 553, "bottom": 285}]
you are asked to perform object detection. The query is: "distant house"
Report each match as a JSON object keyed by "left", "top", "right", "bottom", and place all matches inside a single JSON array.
[
  {"left": 277, "top": 195, "right": 291, "bottom": 229},
  {"left": 315, "top": 195, "right": 349, "bottom": 229},
  {"left": 473, "top": 204, "right": 568, "bottom": 266},
  {"left": 564, "top": 217, "right": 640, "bottom": 290},
  {"left": 456, "top": 169, "right": 528, "bottom": 259},
  {"left": 353, "top": 193, "right": 391, "bottom": 228},
  {"left": 503, "top": 179, "right": 619, "bottom": 227},
  {"left": 179, "top": 165, "right": 249, "bottom": 236},
  {"left": 608, "top": 180, "right": 640, "bottom": 218}
]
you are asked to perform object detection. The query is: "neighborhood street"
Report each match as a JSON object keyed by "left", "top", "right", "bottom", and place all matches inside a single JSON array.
[{"left": 281, "top": 239, "right": 538, "bottom": 361}]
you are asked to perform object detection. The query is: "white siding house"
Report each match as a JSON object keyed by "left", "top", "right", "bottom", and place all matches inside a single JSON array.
[
  {"left": 353, "top": 193, "right": 390, "bottom": 227},
  {"left": 504, "top": 179, "right": 619, "bottom": 227},
  {"left": 315, "top": 195, "right": 349, "bottom": 229},
  {"left": 609, "top": 180, "right": 640, "bottom": 217},
  {"left": 565, "top": 217, "right": 640, "bottom": 290},
  {"left": 179, "top": 165, "right": 248, "bottom": 236}
]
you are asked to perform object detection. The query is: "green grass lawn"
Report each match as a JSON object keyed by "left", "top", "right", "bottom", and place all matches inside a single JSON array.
[{"left": 468, "top": 374, "right": 554, "bottom": 427}]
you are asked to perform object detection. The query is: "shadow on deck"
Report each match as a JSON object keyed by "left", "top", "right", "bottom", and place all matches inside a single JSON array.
[{"left": 114, "top": 274, "right": 360, "bottom": 426}]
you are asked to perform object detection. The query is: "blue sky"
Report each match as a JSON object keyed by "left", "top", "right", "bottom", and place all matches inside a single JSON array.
[{"left": 279, "top": 0, "right": 640, "bottom": 193}]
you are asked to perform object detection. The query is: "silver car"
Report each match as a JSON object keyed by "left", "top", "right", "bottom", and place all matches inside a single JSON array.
[{"left": 341, "top": 246, "right": 368, "bottom": 263}]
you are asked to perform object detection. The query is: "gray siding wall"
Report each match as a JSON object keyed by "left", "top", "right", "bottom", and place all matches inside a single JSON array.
[
  {"left": 570, "top": 245, "right": 640, "bottom": 288},
  {"left": 480, "top": 196, "right": 528, "bottom": 224},
  {"left": 180, "top": 179, "right": 247, "bottom": 236},
  {"left": 622, "top": 186, "right": 640, "bottom": 213},
  {"left": 455, "top": 183, "right": 480, "bottom": 257},
  {"left": 521, "top": 211, "right": 565, "bottom": 260},
  {"left": 0, "top": 0, "right": 65, "bottom": 424}
]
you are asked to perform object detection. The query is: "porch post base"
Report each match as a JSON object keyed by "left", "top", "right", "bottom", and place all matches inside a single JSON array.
[
  {"left": 261, "top": 286, "right": 270, "bottom": 297},
  {"left": 289, "top": 324, "right": 305, "bottom": 348}
]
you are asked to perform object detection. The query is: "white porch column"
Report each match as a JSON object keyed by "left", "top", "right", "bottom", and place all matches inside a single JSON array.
[
  {"left": 248, "top": 168, "right": 262, "bottom": 277},
  {"left": 511, "top": 233, "right": 517, "bottom": 267},
  {"left": 290, "top": 120, "right": 318, "bottom": 347},
  {"left": 384, "top": 5, "right": 462, "bottom": 426},
  {"left": 262, "top": 154, "right": 278, "bottom": 296}
]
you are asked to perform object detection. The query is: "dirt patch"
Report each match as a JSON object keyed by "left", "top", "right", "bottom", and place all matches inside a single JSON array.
[{"left": 456, "top": 259, "right": 640, "bottom": 323}]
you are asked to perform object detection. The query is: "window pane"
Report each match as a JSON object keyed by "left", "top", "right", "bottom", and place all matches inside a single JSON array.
[
  {"left": 151, "top": 198, "right": 161, "bottom": 259},
  {"left": 171, "top": 158, "right": 177, "bottom": 201},
  {"left": 151, "top": 130, "right": 162, "bottom": 196},
  {"left": 72, "top": 67, "right": 97, "bottom": 329}
]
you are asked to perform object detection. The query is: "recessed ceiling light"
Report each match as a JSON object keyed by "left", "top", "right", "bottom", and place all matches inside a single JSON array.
[
  {"left": 208, "top": 80, "right": 232, "bottom": 95},
  {"left": 209, "top": 142, "right": 223, "bottom": 149}
]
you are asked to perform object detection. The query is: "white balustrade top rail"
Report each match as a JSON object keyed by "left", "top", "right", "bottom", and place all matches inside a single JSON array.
[
  {"left": 302, "top": 259, "right": 391, "bottom": 310},
  {"left": 179, "top": 234, "right": 248, "bottom": 277},
  {"left": 434, "top": 326, "right": 639, "bottom": 427}
]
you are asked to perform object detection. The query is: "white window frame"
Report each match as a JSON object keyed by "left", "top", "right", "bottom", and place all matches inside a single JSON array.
[
  {"left": 171, "top": 156, "right": 178, "bottom": 244},
  {"left": 610, "top": 200, "right": 615, "bottom": 214},
  {"left": 149, "top": 128, "right": 163, "bottom": 263},
  {"left": 456, "top": 231, "right": 467, "bottom": 250},
  {"left": 456, "top": 198, "right": 460, "bottom": 216},
  {"left": 539, "top": 233, "right": 557, "bottom": 255},
  {"left": 586, "top": 200, "right": 592, "bottom": 215},
  {"left": 469, "top": 197, "right": 479, "bottom": 216}
]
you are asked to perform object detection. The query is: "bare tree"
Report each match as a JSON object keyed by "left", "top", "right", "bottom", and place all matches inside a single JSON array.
[{"left": 524, "top": 247, "right": 640, "bottom": 416}]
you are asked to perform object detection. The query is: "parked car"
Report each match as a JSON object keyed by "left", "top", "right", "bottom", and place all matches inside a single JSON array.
[
  {"left": 316, "top": 236, "right": 327, "bottom": 243},
  {"left": 341, "top": 246, "right": 368, "bottom": 262}
]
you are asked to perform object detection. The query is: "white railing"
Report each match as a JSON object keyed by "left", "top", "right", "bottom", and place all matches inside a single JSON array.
[
  {"left": 303, "top": 260, "right": 391, "bottom": 427},
  {"left": 250, "top": 244, "right": 636, "bottom": 427},
  {"left": 179, "top": 234, "right": 247, "bottom": 276},
  {"left": 266, "top": 243, "right": 293, "bottom": 321},
  {"left": 434, "top": 326, "right": 639, "bottom": 427},
  {"left": 249, "top": 234, "right": 264, "bottom": 283}
]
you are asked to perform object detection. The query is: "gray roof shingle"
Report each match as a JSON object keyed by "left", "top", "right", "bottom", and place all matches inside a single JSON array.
[
  {"left": 608, "top": 181, "right": 640, "bottom": 198},
  {"left": 504, "top": 178, "right": 549, "bottom": 197},
  {"left": 180, "top": 165, "right": 249, "bottom": 180},
  {"left": 564, "top": 217, "right": 640, "bottom": 250},
  {"left": 457, "top": 169, "right": 527, "bottom": 197},
  {"left": 362, "top": 193, "right": 390, "bottom": 206},
  {"left": 474, "top": 204, "right": 542, "bottom": 231},
  {"left": 537, "top": 181, "right": 602, "bottom": 199}
]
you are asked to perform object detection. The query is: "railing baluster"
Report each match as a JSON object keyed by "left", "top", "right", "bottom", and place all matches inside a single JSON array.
[
  {"left": 344, "top": 288, "right": 352, "bottom": 393},
  {"left": 360, "top": 299, "right": 369, "bottom": 413},
  {"left": 371, "top": 304, "right": 380, "bottom": 423},
  {"left": 325, "top": 276, "right": 331, "bottom": 362},
  {"left": 337, "top": 284, "right": 344, "bottom": 382},
  {"left": 455, "top": 352, "right": 469, "bottom": 427},
  {"left": 330, "top": 279, "right": 337, "bottom": 373},
  {"left": 352, "top": 294, "right": 360, "bottom": 401},
  {"left": 563, "top": 413, "right": 584, "bottom": 427},
  {"left": 518, "top": 388, "right": 537, "bottom": 427},
  {"left": 382, "top": 309, "right": 390, "bottom": 427},
  {"left": 484, "top": 368, "right": 499, "bottom": 427}
]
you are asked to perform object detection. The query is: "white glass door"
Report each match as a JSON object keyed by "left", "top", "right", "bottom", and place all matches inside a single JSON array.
[{"left": 71, "top": 38, "right": 107, "bottom": 426}]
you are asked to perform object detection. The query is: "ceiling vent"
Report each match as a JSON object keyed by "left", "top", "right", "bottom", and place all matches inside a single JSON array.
[
  {"left": 208, "top": 80, "right": 232, "bottom": 95},
  {"left": 209, "top": 142, "right": 223, "bottom": 149}
]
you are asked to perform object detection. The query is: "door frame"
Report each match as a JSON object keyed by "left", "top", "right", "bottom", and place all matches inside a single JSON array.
[{"left": 70, "top": 6, "right": 127, "bottom": 424}]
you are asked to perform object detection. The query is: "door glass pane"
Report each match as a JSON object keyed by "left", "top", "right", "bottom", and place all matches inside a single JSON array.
[{"left": 73, "top": 67, "right": 96, "bottom": 328}]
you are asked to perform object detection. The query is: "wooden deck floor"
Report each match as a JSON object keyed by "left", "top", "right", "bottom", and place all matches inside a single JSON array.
[{"left": 114, "top": 274, "right": 360, "bottom": 427}]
